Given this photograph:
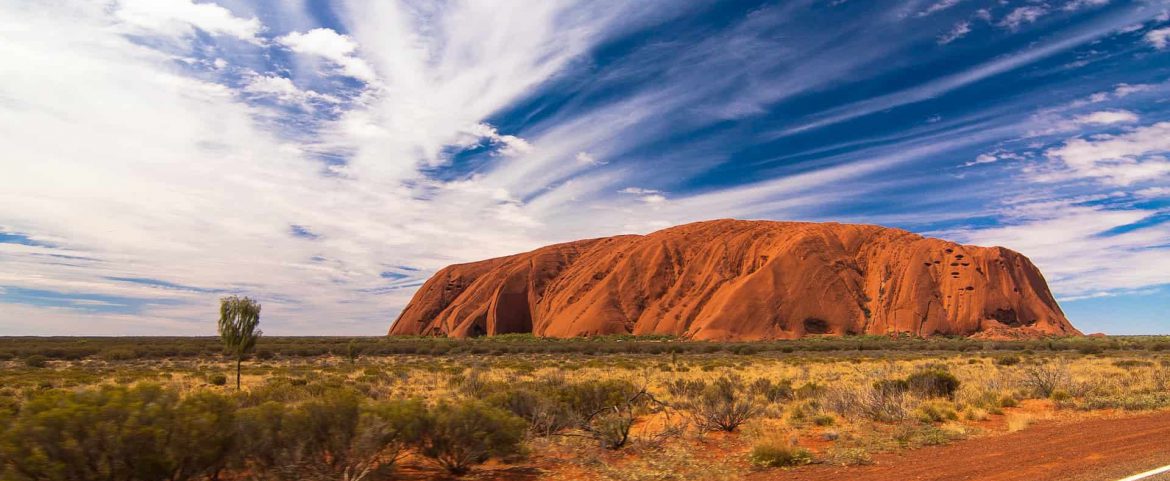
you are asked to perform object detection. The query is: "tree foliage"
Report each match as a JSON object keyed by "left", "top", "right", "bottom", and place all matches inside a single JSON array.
[{"left": 217, "top": 296, "right": 262, "bottom": 390}]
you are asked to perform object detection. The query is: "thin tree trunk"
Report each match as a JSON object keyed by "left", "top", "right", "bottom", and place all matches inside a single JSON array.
[{"left": 236, "top": 356, "right": 242, "bottom": 390}]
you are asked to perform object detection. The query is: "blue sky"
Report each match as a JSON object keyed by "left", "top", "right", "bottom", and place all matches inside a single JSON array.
[{"left": 1, "top": 0, "right": 1168, "bottom": 335}]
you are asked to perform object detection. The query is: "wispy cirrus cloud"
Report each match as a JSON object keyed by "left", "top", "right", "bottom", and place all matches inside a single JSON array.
[
  {"left": 938, "top": 21, "right": 972, "bottom": 44},
  {"left": 998, "top": 6, "right": 1049, "bottom": 30}
]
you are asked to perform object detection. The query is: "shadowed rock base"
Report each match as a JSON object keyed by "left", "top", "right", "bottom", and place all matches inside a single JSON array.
[{"left": 389, "top": 219, "right": 1079, "bottom": 340}]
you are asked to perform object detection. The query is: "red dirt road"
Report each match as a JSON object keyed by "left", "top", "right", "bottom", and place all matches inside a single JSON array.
[{"left": 757, "top": 410, "right": 1170, "bottom": 481}]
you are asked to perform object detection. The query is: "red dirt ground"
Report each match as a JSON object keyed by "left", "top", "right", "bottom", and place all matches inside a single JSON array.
[{"left": 755, "top": 409, "right": 1170, "bottom": 481}]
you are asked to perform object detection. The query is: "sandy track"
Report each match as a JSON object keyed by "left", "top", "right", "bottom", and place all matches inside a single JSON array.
[{"left": 756, "top": 410, "right": 1170, "bottom": 481}]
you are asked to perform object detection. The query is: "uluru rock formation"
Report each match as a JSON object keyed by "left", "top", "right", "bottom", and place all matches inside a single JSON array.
[{"left": 389, "top": 220, "right": 1080, "bottom": 340}]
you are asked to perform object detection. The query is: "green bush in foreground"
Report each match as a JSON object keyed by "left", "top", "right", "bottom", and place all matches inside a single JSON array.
[
  {"left": 0, "top": 384, "right": 527, "bottom": 480},
  {"left": 749, "top": 441, "right": 812, "bottom": 468},
  {"left": 235, "top": 391, "right": 427, "bottom": 480},
  {"left": 0, "top": 384, "right": 233, "bottom": 481},
  {"left": 415, "top": 401, "right": 526, "bottom": 474}
]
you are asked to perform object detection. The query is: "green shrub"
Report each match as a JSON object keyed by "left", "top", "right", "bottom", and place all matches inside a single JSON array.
[
  {"left": 209, "top": 373, "right": 228, "bottom": 386},
  {"left": 1077, "top": 344, "right": 1103, "bottom": 355},
  {"left": 1113, "top": 359, "right": 1153, "bottom": 369},
  {"left": 750, "top": 378, "right": 794, "bottom": 403},
  {"left": 1076, "top": 392, "right": 1170, "bottom": 411},
  {"left": 414, "top": 400, "right": 526, "bottom": 474},
  {"left": 995, "top": 355, "right": 1021, "bottom": 366},
  {"left": 486, "top": 388, "right": 572, "bottom": 436},
  {"left": 168, "top": 391, "right": 237, "bottom": 480},
  {"left": 100, "top": 349, "right": 138, "bottom": 361},
  {"left": 1021, "top": 361, "right": 1070, "bottom": 398},
  {"left": 0, "top": 384, "right": 235, "bottom": 481},
  {"left": 234, "top": 391, "right": 425, "bottom": 480},
  {"left": 812, "top": 414, "right": 835, "bottom": 426},
  {"left": 913, "top": 401, "right": 959, "bottom": 423},
  {"left": 23, "top": 355, "right": 48, "bottom": 368},
  {"left": 687, "top": 375, "right": 759, "bottom": 432},
  {"left": 749, "top": 441, "right": 812, "bottom": 468},
  {"left": 589, "top": 410, "right": 636, "bottom": 450},
  {"left": 906, "top": 369, "right": 960, "bottom": 399}
]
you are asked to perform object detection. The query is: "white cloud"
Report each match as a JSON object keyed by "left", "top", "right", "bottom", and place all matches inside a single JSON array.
[
  {"left": 114, "top": 0, "right": 262, "bottom": 43},
  {"left": 964, "top": 149, "right": 1025, "bottom": 167},
  {"left": 2, "top": 0, "right": 1166, "bottom": 335},
  {"left": 998, "top": 6, "right": 1048, "bottom": 30},
  {"left": 1059, "top": 287, "right": 1161, "bottom": 303},
  {"left": 918, "top": 0, "right": 962, "bottom": 17},
  {"left": 0, "top": 0, "right": 706, "bottom": 335},
  {"left": 242, "top": 74, "right": 339, "bottom": 106},
  {"left": 278, "top": 28, "right": 377, "bottom": 82},
  {"left": 1063, "top": 0, "right": 1109, "bottom": 11},
  {"left": 1073, "top": 110, "right": 1139, "bottom": 125},
  {"left": 938, "top": 21, "right": 972, "bottom": 44},
  {"left": 619, "top": 187, "right": 662, "bottom": 195},
  {"left": 1146, "top": 28, "right": 1170, "bottom": 49},
  {"left": 1117, "top": 23, "right": 1145, "bottom": 34},
  {"left": 1039, "top": 122, "right": 1170, "bottom": 185},
  {"left": 464, "top": 123, "right": 533, "bottom": 157},
  {"left": 618, "top": 187, "right": 668, "bottom": 204},
  {"left": 1085, "top": 92, "right": 1110, "bottom": 103},
  {"left": 1028, "top": 108, "right": 1142, "bottom": 136},
  {"left": 616, "top": 187, "right": 667, "bottom": 204},
  {"left": 965, "top": 153, "right": 998, "bottom": 166},
  {"left": 945, "top": 200, "right": 1170, "bottom": 297},
  {"left": 575, "top": 151, "right": 605, "bottom": 166},
  {"left": 1134, "top": 186, "right": 1170, "bottom": 198},
  {"left": 1113, "top": 83, "right": 1152, "bottom": 97}
]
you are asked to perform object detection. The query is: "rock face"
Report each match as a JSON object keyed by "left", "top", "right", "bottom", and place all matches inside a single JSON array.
[{"left": 389, "top": 219, "right": 1079, "bottom": 340}]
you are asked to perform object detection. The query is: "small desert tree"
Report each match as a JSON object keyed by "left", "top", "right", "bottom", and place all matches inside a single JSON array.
[{"left": 218, "top": 296, "right": 262, "bottom": 390}]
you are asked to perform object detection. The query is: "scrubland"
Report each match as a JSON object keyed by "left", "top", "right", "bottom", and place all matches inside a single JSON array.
[{"left": 1, "top": 335, "right": 1168, "bottom": 481}]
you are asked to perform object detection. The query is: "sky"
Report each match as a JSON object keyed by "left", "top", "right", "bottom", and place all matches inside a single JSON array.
[{"left": 1, "top": 0, "right": 1168, "bottom": 336}]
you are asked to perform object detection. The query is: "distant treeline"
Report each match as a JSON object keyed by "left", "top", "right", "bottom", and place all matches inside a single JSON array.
[{"left": 1, "top": 334, "right": 1168, "bottom": 361}]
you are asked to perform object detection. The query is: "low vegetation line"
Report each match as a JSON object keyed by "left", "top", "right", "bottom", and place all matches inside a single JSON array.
[{"left": 2, "top": 334, "right": 1168, "bottom": 362}]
